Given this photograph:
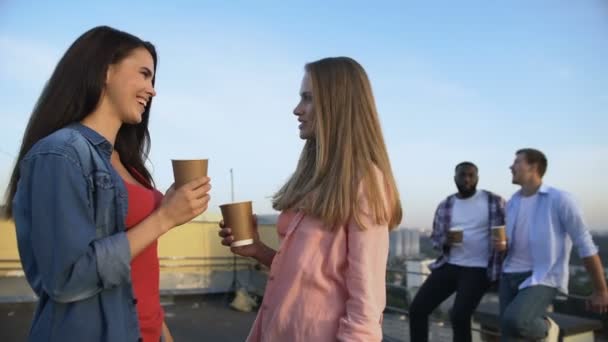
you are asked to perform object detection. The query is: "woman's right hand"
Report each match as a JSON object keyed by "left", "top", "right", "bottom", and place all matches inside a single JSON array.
[
  {"left": 218, "top": 215, "right": 263, "bottom": 258},
  {"left": 158, "top": 177, "right": 211, "bottom": 231}
]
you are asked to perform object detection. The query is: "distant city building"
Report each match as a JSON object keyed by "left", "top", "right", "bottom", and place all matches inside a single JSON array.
[{"left": 389, "top": 228, "right": 421, "bottom": 258}]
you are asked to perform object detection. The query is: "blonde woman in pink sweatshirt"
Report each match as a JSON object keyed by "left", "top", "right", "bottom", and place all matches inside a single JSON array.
[{"left": 219, "top": 57, "right": 403, "bottom": 342}]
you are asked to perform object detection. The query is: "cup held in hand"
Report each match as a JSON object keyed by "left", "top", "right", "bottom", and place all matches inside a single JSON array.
[
  {"left": 448, "top": 227, "right": 464, "bottom": 245},
  {"left": 220, "top": 201, "right": 255, "bottom": 247},
  {"left": 491, "top": 225, "right": 506, "bottom": 243},
  {"left": 172, "top": 159, "right": 208, "bottom": 188}
]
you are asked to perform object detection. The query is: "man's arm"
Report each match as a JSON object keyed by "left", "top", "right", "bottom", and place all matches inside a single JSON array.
[
  {"left": 560, "top": 192, "right": 607, "bottom": 313},
  {"left": 583, "top": 254, "right": 608, "bottom": 314}
]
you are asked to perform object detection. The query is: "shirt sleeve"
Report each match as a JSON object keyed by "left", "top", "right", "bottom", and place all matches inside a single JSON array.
[
  {"left": 430, "top": 202, "right": 446, "bottom": 250},
  {"left": 496, "top": 195, "right": 506, "bottom": 226},
  {"left": 337, "top": 184, "right": 389, "bottom": 341},
  {"left": 20, "top": 152, "right": 131, "bottom": 303},
  {"left": 559, "top": 192, "right": 598, "bottom": 258}
]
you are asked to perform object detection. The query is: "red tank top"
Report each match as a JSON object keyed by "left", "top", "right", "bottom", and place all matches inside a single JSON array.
[{"left": 123, "top": 172, "right": 164, "bottom": 342}]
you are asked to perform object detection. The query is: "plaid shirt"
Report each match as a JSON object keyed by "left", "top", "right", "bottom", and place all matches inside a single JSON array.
[{"left": 429, "top": 190, "right": 506, "bottom": 282}]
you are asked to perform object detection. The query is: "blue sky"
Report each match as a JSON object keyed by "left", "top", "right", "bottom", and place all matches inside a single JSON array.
[{"left": 1, "top": 1, "right": 607, "bottom": 231}]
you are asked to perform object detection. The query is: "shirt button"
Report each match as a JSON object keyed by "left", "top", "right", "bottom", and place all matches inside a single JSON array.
[
  {"left": 132, "top": 298, "right": 138, "bottom": 305},
  {"left": 269, "top": 275, "right": 275, "bottom": 281}
]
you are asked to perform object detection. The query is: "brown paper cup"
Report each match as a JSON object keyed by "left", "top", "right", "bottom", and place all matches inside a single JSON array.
[
  {"left": 448, "top": 227, "right": 463, "bottom": 244},
  {"left": 220, "top": 201, "right": 255, "bottom": 247},
  {"left": 491, "top": 225, "right": 506, "bottom": 242},
  {"left": 172, "top": 159, "right": 208, "bottom": 188}
]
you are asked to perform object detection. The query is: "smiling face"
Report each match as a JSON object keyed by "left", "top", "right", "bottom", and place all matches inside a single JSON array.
[
  {"left": 104, "top": 47, "right": 156, "bottom": 125},
  {"left": 293, "top": 72, "right": 316, "bottom": 140},
  {"left": 510, "top": 152, "right": 536, "bottom": 185}
]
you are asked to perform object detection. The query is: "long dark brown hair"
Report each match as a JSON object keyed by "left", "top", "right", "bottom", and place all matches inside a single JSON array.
[{"left": 3, "top": 26, "right": 157, "bottom": 218}]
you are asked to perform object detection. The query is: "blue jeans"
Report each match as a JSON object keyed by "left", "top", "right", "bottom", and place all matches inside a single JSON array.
[{"left": 499, "top": 272, "right": 558, "bottom": 341}]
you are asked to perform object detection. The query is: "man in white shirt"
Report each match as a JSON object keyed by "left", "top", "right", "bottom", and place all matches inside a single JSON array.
[
  {"left": 499, "top": 148, "right": 608, "bottom": 341},
  {"left": 410, "top": 162, "right": 506, "bottom": 342}
]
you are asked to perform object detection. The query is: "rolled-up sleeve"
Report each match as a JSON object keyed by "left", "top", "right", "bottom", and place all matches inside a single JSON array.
[
  {"left": 559, "top": 192, "right": 598, "bottom": 258},
  {"left": 21, "top": 152, "right": 131, "bottom": 303},
  {"left": 337, "top": 193, "right": 389, "bottom": 342}
]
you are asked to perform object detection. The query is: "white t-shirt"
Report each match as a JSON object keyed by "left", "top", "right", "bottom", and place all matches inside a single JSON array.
[
  {"left": 503, "top": 194, "right": 538, "bottom": 273},
  {"left": 448, "top": 190, "right": 490, "bottom": 268}
]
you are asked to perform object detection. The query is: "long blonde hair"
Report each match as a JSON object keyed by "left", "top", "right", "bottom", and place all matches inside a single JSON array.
[{"left": 272, "top": 57, "right": 402, "bottom": 230}]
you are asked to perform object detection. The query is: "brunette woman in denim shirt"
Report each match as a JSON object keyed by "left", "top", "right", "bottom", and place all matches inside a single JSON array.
[{"left": 3, "top": 26, "right": 211, "bottom": 342}]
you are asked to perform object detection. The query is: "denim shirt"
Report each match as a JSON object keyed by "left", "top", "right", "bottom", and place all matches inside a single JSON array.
[
  {"left": 504, "top": 184, "right": 598, "bottom": 294},
  {"left": 12, "top": 123, "right": 141, "bottom": 341}
]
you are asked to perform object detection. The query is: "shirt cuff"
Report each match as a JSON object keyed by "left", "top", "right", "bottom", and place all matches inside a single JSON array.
[{"left": 94, "top": 232, "right": 132, "bottom": 288}]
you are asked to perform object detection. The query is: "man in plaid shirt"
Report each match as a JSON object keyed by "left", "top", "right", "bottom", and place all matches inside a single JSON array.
[{"left": 409, "top": 162, "right": 506, "bottom": 342}]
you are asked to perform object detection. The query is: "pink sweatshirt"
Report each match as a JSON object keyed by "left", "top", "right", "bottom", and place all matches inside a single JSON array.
[{"left": 247, "top": 181, "right": 390, "bottom": 342}]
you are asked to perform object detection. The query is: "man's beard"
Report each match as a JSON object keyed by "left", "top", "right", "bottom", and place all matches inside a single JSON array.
[{"left": 457, "top": 184, "right": 477, "bottom": 198}]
